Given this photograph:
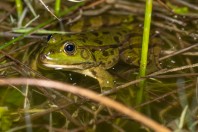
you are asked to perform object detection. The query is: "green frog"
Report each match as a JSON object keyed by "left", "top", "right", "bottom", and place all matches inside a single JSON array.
[{"left": 38, "top": 15, "right": 161, "bottom": 93}]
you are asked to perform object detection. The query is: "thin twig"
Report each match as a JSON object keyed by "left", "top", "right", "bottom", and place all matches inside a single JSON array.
[
  {"left": 38, "top": 0, "right": 60, "bottom": 21},
  {"left": 147, "top": 73, "right": 198, "bottom": 79},
  {"left": 175, "top": 0, "right": 198, "bottom": 11},
  {"left": 150, "top": 63, "right": 198, "bottom": 76}
]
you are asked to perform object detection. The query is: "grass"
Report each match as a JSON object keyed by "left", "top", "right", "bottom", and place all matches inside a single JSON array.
[
  {"left": 136, "top": 0, "right": 153, "bottom": 106},
  {"left": 15, "top": 0, "right": 23, "bottom": 18},
  {"left": 0, "top": 1, "right": 84, "bottom": 50}
]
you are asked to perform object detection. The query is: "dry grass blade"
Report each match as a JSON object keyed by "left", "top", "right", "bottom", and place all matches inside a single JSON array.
[
  {"left": 160, "top": 43, "right": 198, "bottom": 61},
  {"left": 150, "top": 63, "right": 198, "bottom": 76},
  {"left": 38, "top": 0, "right": 60, "bottom": 21},
  {"left": 0, "top": 78, "right": 170, "bottom": 132}
]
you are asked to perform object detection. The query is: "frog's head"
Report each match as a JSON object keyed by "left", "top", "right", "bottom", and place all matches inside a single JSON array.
[{"left": 39, "top": 34, "right": 97, "bottom": 70}]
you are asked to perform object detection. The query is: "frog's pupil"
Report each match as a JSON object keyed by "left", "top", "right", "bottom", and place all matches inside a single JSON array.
[
  {"left": 66, "top": 44, "right": 74, "bottom": 51},
  {"left": 64, "top": 42, "right": 75, "bottom": 54}
]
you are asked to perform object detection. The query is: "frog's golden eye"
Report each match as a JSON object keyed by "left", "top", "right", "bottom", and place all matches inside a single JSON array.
[
  {"left": 64, "top": 42, "right": 76, "bottom": 55},
  {"left": 47, "top": 34, "right": 52, "bottom": 41}
]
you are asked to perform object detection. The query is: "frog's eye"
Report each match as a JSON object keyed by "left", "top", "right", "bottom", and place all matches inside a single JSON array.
[
  {"left": 47, "top": 34, "right": 52, "bottom": 41},
  {"left": 64, "top": 42, "right": 76, "bottom": 55}
]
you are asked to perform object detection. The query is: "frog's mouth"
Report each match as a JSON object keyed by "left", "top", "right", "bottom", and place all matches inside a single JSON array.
[
  {"left": 43, "top": 63, "right": 89, "bottom": 70},
  {"left": 39, "top": 54, "right": 98, "bottom": 70}
]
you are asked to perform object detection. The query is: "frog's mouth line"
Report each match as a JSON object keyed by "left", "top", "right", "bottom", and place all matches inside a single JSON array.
[{"left": 43, "top": 63, "right": 93, "bottom": 70}]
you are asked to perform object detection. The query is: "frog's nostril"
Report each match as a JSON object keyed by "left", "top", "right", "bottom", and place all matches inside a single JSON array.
[
  {"left": 49, "top": 50, "right": 55, "bottom": 54},
  {"left": 39, "top": 54, "right": 46, "bottom": 61}
]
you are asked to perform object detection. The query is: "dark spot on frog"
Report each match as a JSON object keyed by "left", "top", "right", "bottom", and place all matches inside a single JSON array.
[
  {"left": 102, "top": 31, "right": 109, "bottom": 35},
  {"left": 107, "top": 61, "right": 112, "bottom": 65},
  {"left": 92, "top": 32, "right": 99, "bottom": 37},
  {"left": 116, "top": 32, "right": 122, "bottom": 36},
  {"left": 110, "top": 50, "right": 114, "bottom": 55},
  {"left": 94, "top": 39, "right": 103, "bottom": 45},
  {"left": 102, "top": 15, "right": 109, "bottom": 26},
  {"left": 122, "top": 30, "right": 127, "bottom": 33},
  {"left": 102, "top": 51, "right": 109, "bottom": 56},
  {"left": 79, "top": 34, "right": 88, "bottom": 40},
  {"left": 90, "top": 49, "right": 96, "bottom": 52},
  {"left": 99, "top": 61, "right": 105, "bottom": 66},
  {"left": 90, "top": 69, "right": 97, "bottom": 76},
  {"left": 113, "top": 36, "right": 120, "bottom": 43},
  {"left": 81, "top": 39, "right": 86, "bottom": 43}
]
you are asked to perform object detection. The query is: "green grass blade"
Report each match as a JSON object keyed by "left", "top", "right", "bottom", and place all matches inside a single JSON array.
[
  {"left": 55, "top": 0, "right": 61, "bottom": 16},
  {"left": 136, "top": 0, "right": 153, "bottom": 106},
  {"left": 15, "top": 0, "right": 23, "bottom": 18}
]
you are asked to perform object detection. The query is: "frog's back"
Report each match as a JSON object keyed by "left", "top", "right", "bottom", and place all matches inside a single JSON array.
[
  {"left": 48, "top": 20, "right": 144, "bottom": 69},
  {"left": 67, "top": 14, "right": 134, "bottom": 33},
  {"left": 71, "top": 26, "right": 142, "bottom": 69}
]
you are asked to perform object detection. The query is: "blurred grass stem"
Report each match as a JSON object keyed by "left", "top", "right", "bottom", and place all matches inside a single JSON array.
[{"left": 15, "top": 0, "right": 23, "bottom": 19}]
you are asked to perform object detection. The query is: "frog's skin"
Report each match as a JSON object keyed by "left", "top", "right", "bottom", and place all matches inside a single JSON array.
[
  {"left": 67, "top": 15, "right": 134, "bottom": 33},
  {"left": 39, "top": 17, "right": 161, "bottom": 93}
]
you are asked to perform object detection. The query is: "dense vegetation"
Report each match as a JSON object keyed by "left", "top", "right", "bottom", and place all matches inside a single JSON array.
[{"left": 0, "top": 0, "right": 198, "bottom": 131}]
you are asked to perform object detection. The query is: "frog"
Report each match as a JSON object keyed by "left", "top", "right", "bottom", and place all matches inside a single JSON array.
[
  {"left": 38, "top": 15, "right": 161, "bottom": 94},
  {"left": 38, "top": 32, "right": 161, "bottom": 93}
]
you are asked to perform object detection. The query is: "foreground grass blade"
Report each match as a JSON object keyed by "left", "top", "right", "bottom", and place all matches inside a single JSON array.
[{"left": 136, "top": 0, "right": 153, "bottom": 106}]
